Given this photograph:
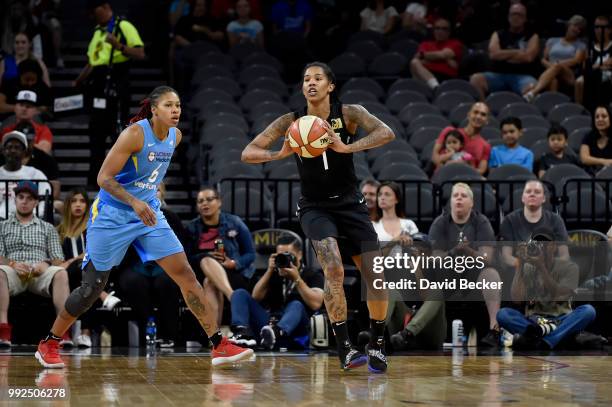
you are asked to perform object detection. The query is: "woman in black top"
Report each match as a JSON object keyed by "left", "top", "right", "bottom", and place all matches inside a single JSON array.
[
  {"left": 242, "top": 62, "right": 395, "bottom": 372},
  {"left": 580, "top": 104, "right": 612, "bottom": 174}
]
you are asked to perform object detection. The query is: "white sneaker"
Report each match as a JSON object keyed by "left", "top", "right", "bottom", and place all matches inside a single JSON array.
[
  {"left": 75, "top": 334, "right": 92, "bottom": 348},
  {"left": 101, "top": 292, "right": 121, "bottom": 311}
]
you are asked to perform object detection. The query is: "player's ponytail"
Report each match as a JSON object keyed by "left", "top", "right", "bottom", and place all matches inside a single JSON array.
[{"left": 129, "top": 85, "right": 179, "bottom": 124}]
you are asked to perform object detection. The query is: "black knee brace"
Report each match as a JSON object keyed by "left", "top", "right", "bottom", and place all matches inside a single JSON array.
[{"left": 65, "top": 262, "right": 111, "bottom": 317}]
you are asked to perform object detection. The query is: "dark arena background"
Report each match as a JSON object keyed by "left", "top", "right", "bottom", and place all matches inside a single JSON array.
[{"left": 1, "top": 0, "right": 612, "bottom": 405}]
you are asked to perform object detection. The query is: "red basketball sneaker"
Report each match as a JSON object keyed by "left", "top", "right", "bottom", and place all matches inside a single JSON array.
[
  {"left": 35, "top": 340, "right": 65, "bottom": 368},
  {"left": 211, "top": 337, "right": 255, "bottom": 367}
]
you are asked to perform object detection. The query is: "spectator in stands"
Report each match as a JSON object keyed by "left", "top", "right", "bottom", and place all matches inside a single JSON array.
[
  {"left": 497, "top": 229, "right": 595, "bottom": 350},
  {"left": 57, "top": 188, "right": 120, "bottom": 348},
  {"left": 359, "top": 0, "right": 399, "bottom": 35},
  {"left": 388, "top": 234, "right": 447, "bottom": 350},
  {"left": 431, "top": 102, "right": 492, "bottom": 175},
  {"left": 428, "top": 183, "right": 501, "bottom": 347},
  {"left": 0, "top": 59, "right": 52, "bottom": 117},
  {"left": 410, "top": 17, "right": 463, "bottom": 90},
  {"left": 174, "top": 0, "right": 225, "bottom": 46},
  {"left": 580, "top": 104, "right": 612, "bottom": 175},
  {"left": 523, "top": 15, "right": 587, "bottom": 102},
  {"left": 401, "top": 1, "right": 429, "bottom": 39},
  {"left": 500, "top": 180, "right": 570, "bottom": 271},
  {"left": 270, "top": 0, "right": 313, "bottom": 38},
  {"left": 0, "top": 131, "right": 50, "bottom": 218},
  {"left": 0, "top": 32, "right": 50, "bottom": 88},
  {"left": 360, "top": 178, "right": 380, "bottom": 221},
  {"left": 212, "top": 0, "right": 263, "bottom": 22},
  {"left": 489, "top": 116, "right": 534, "bottom": 171},
  {"left": 434, "top": 129, "right": 474, "bottom": 171},
  {"left": 0, "top": 90, "right": 53, "bottom": 154},
  {"left": 77, "top": 0, "right": 145, "bottom": 186},
  {"left": 186, "top": 187, "right": 255, "bottom": 326},
  {"left": 168, "top": 0, "right": 191, "bottom": 29},
  {"left": 470, "top": 3, "right": 539, "bottom": 100},
  {"left": 0, "top": 181, "right": 71, "bottom": 347},
  {"left": 230, "top": 235, "right": 324, "bottom": 349},
  {"left": 227, "top": 0, "right": 264, "bottom": 48},
  {"left": 537, "top": 125, "right": 580, "bottom": 178},
  {"left": 575, "top": 15, "right": 611, "bottom": 106},
  {"left": 372, "top": 181, "right": 419, "bottom": 242}
]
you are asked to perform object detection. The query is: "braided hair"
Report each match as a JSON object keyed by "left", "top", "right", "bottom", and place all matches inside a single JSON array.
[{"left": 129, "top": 85, "right": 178, "bottom": 124}]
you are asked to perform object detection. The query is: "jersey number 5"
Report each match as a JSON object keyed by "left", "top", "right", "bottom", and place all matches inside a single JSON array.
[{"left": 148, "top": 164, "right": 162, "bottom": 183}]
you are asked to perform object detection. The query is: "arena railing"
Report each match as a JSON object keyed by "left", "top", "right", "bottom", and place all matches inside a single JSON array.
[
  {"left": 0, "top": 179, "right": 54, "bottom": 223},
  {"left": 560, "top": 178, "right": 612, "bottom": 227}
]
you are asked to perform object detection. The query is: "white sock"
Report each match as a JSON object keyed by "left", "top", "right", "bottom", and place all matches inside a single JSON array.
[{"left": 426, "top": 78, "right": 439, "bottom": 89}]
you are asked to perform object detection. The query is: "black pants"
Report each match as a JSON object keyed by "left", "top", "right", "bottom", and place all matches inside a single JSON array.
[
  {"left": 118, "top": 270, "right": 180, "bottom": 344},
  {"left": 66, "top": 260, "right": 98, "bottom": 331}
]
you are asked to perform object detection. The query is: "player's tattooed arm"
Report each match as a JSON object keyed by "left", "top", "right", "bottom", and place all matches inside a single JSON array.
[
  {"left": 312, "top": 238, "right": 347, "bottom": 322},
  {"left": 341, "top": 104, "right": 395, "bottom": 153},
  {"left": 241, "top": 113, "right": 295, "bottom": 163}
]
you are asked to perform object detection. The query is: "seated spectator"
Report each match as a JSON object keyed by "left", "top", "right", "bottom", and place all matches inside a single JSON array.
[
  {"left": 497, "top": 229, "right": 596, "bottom": 350},
  {"left": 186, "top": 187, "right": 255, "bottom": 326},
  {"left": 230, "top": 235, "right": 324, "bottom": 349},
  {"left": 0, "top": 131, "right": 50, "bottom": 218},
  {"left": 372, "top": 181, "right": 419, "bottom": 243},
  {"left": 168, "top": 0, "right": 191, "bottom": 29},
  {"left": 537, "top": 125, "right": 580, "bottom": 178},
  {"left": 271, "top": 0, "right": 313, "bottom": 38},
  {"left": 470, "top": 3, "right": 539, "bottom": 99},
  {"left": 500, "top": 180, "right": 570, "bottom": 270},
  {"left": 431, "top": 102, "right": 492, "bottom": 175},
  {"left": 489, "top": 116, "right": 534, "bottom": 171},
  {"left": 428, "top": 183, "right": 502, "bottom": 347},
  {"left": 401, "top": 1, "right": 428, "bottom": 39},
  {"left": 174, "top": 0, "right": 225, "bottom": 47},
  {"left": 360, "top": 0, "right": 399, "bottom": 35},
  {"left": 360, "top": 178, "right": 380, "bottom": 221},
  {"left": 0, "top": 181, "right": 71, "bottom": 347},
  {"left": 227, "top": 0, "right": 264, "bottom": 48},
  {"left": 523, "top": 15, "right": 587, "bottom": 102},
  {"left": 435, "top": 129, "right": 474, "bottom": 171},
  {"left": 0, "top": 32, "right": 50, "bottom": 88},
  {"left": 212, "top": 0, "right": 263, "bottom": 22},
  {"left": 1, "top": 90, "right": 53, "bottom": 154},
  {"left": 410, "top": 17, "right": 463, "bottom": 90},
  {"left": 57, "top": 188, "right": 120, "bottom": 348},
  {"left": 580, "top": 104, "right": 612, "bottom": 174},
  {"left": 575, "top": 15, "right": 612, "bottom": 106},
  {"left": 0, "top": 59, "right": 52, "bottom": 117}
]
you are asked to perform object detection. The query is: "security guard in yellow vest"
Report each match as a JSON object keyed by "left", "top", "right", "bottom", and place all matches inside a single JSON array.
[{"left": 75, "top": 0, "right": 145, "bottom": 186}]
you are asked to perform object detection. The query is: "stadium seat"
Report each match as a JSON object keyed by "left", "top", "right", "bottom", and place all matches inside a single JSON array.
[
  {"left": 388, "top": 78, "right": 433, "bottom": 100},
  {"left": 275, "top": 187, "right": 302, "bottom": 220},
  {"left": 190, "top": 88, "right": 235, "bottom": 111},
  {"left": 407, "top": 114, "right": 450, "bottom": 136},
  {"left": 547, "top": 103, "right": 589, "bottom": 124},
  {"left": 202, "top": 113, "right": 249, "bottom": 133},
  {"left": 489, "top": 165, "right": 536, "bottom": 202},
  {"left": 431, "top": 163, "right": 482, "bottom": 185},
  {"left": 398, "top": 103, "right": 443, "bottom": 126},
  {"left": 268, "top": 164, "right": 299, "bottom": 179},
  {"left": 368, "top": 52, "right": 409, "bottom": 77},
  {"left": 197, "top": 76, "right": 242, "bottom": 99},
  {"left": 386, "top": 90, "right": 428, "bottom": 114},
  {"left": 238, "top": 64, "right": 281, "bottom": 85},
  {"left": 228, "top": 42, "right": 260, "bottom": 61},
  {"left": 196, "top": 51, "right": 237, "bottom": 72},
  {"left": 419, "top": 139, "right": 436, "bottom": 165},
  {"left": 359, "top": 101, "right": 390, "bottom": 115},
  {"left": 349, "top": 30, "right": 385, "bottom": 47},
  {"left": 191, "top": 65, "right": 234, "bottom": 85},
  {"left": 403, "top": 183, "right": 436, "bottom": 222},
  {"left": 530, "top": 138, "right": 550, "bottom": 161},
  {"left": 289, "top": 91, "right": 306, "bottom": 110},
  {"left": 251, "top": 112, "right": 280, "bottom": 136},
  {"left": 249, "top": 101, "right": 290, "bottom": 122},
  {"left": 563, "top": 188, "right": 611, "bottom": 224},
  {"left": 241, "top": 52, "right": 284, "bottom": 73},
  {"left": 329, "top": 52, "right": 366, "bottom": 78},
  {"left": 409, "top": 126, "right": 444, "bottom": 152},
  {"left": 485, "top": 91, "right": 524, "bottom": 115},
  {"left": 448, "top": 102, "right": 475, "bottom": 125},
  {"left": 346, "top": 40, "right": 383, "bottom": 63},
  {"left": 341, "top": 77, "right": 385, "bottom": 100},
  {"left": 487, "top": 138, "right": 504, "bottom": 147},
  {"left": 388, "top": 38, "right": 419, "bottom": 60},
  {"left": 568, "top": 127, "right": 591, "bottom": 152},
  {"left": 221, "top": 187, "right": 271, "bottom": 227},
  {"left": 246, "top": 77, "right": 289, "bottom": 98},
  {"left": 213, "top": 161, "right": 264, "bottom": 181},
  {"left": 239, "top": 89, "right": 281, "bottom": 112},
  {"left": 371, "top": 150, "right": 419, "bottom": 175},
  {"left": 542, "top": 163, "right": 591, "bottom": 194},
  {"left": 497, "top": 103, "right": 542, "bottom": 120},
  {"left": 480, "top": 126, "right": 501, "bottom": 141},
  {"left": 532, "top": 91, "right": 571, "bottom": 116},
  {"left": 378, "top": 163, "right": 429, "bottom": 181},
  {"left": 435, "top": 79, "right": 480, "bottom": 100},
  {"left": 433, "top": 91, "right": 476, "bottom": 115},
  {"left": 198, "top": 101, "right": 243, "bottom": 120},
  {"left": 373, "top": 112, "right": 407, "bottom": 139},
  {"left": 566, "top": 229, "right": 610, "bottom": 283},
  {"left": 521, "top": 127, "right": 549, "bottom": 148},
  {"left": 200, "top": 124, "right": 249, "bottom": 144},
  {"left": 340, "top": 89, "right": 378, "bottom": 104},
  {"left": 561, "top": 115, "right": 593, "bottom": 134},
  {"left": 366, "top": 139, "right": 416, "bottom": 163},
  {"left": 520, "top": 115, "right": 550, "bottom": 129},
  {"left": 355, "top": 164, "right": 373, "bottom": 180}
]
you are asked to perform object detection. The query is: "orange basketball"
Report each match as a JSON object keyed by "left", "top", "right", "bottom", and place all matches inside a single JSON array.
[{"left": 286, "top": 115, "right": 331, "bottom": 158}]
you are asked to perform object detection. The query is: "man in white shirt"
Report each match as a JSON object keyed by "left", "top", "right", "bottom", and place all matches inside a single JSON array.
[{"left": 0, "top": 131, "right": 50, "bottom": 218}]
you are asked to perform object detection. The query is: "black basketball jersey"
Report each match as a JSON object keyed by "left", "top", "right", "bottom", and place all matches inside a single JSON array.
[{"left": 293, "top": 102, "right": 358, "bottom": 200}]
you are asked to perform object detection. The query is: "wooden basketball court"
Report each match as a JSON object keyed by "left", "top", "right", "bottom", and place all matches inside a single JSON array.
[{"left": 1, "top": 347, "right": 611, "bottom": 405}]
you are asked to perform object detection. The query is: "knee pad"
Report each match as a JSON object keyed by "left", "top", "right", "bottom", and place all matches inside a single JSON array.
[{"left": 65, "top": 262, "right": 111, "bottom": 317}]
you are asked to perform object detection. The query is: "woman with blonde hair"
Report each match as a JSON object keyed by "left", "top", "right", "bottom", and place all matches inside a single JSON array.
[{"left": 57, "top": 188, "right": 120, "bottom": 348}]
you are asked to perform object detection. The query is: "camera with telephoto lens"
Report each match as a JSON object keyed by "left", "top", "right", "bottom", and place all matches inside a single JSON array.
[
  {"left": 526, "top": 239, "right": 543, "bottom": 257},
  {"left": 274, "top": 252, "right": 296, "bottom": 269}
]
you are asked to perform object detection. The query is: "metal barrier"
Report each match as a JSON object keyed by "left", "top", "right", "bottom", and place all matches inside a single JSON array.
[
  {"left": 561, "top": 178, "right": 612, "bottom": 225},
  {"left": 0, "top": 179, "right": 54, "bottom": 223}
]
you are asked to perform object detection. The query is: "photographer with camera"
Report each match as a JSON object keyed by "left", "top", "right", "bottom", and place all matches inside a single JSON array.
[
  {"left": 428, "top": 183, "right": 502, "bottom": 347},
  {"left": 78, "top": 0, "right": 145, "bottom": 186},
  {"left": 497, "top": 229, "right": 596, "bottom": 350},
  {"left": 229, "top": 235, "right": 324, "bottom": 350}
]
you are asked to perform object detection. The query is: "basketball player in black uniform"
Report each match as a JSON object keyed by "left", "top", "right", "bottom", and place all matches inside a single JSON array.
[{"left": 242, "top": 62, "right": 395, "bottom": 372}]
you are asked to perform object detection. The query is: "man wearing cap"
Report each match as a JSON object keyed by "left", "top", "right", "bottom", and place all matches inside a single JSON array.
[
  {"left": 1, "top": 90, "right": 53, "bottom": 154},
  {"left": 497, "top": 229, "right": 596, "bottom": 350},
  {"left": 0, "top": 59, "right": 52, "bottom": 117},
  {"left": 75, "top": 0, "right": 145, "bottom": 186},
  {"left": 0, "top": 181, "right": 71, "bottom": 347},
  {"left": 0, "top": 131, "right": 51, "bottom": 218}
]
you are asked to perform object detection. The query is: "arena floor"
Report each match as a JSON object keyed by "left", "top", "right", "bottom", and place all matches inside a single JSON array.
[{"left": 1, "top": 347, "right": 611, "bottom": 406}]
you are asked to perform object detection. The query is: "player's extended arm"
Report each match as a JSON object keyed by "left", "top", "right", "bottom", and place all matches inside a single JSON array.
[
  {"left": 241, "top": 113, "right": 295, "bottom": 163},
  {"left": 334, "top": 104, "right": 395, "bottom": 153},
  {"left": 97, "top": 125, "right": 157, "bottom": 226}
]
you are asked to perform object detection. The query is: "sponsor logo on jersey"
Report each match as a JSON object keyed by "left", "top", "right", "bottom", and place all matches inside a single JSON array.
[
  {"left": 331, "top": 118, "right": 342, "bottom": 130},
  {"left": 134, "top": 181, "right": 157, "bottom": 190},
  {"left": 147, "top": 151, "right": 172, "bottom": 163},
  {"left": 148, "top": 152, "right": 156, "bottom": 162}
]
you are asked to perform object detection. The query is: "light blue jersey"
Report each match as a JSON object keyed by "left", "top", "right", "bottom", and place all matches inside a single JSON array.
[
  {"left": 98, "top": 119, "right": 176, "bottom": 210},
  {"left": 83, "top": 119, "right": 183, "bottom": 271}
]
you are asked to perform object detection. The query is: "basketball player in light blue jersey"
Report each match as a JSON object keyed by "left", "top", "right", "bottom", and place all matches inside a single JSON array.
[{"left": 35, "top": 86, "right": 253, "bottom": 368}]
